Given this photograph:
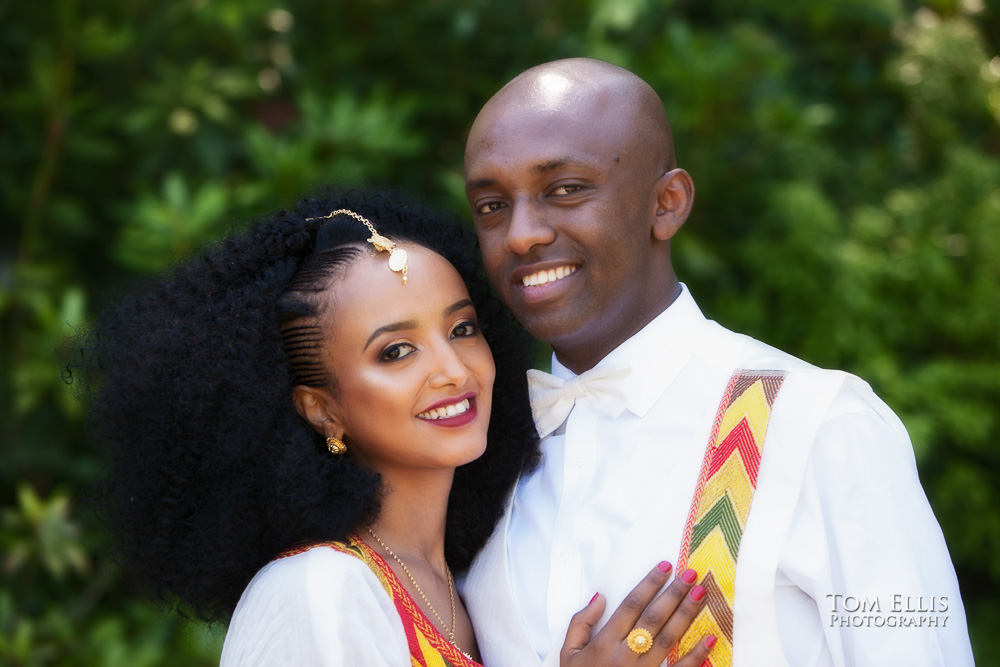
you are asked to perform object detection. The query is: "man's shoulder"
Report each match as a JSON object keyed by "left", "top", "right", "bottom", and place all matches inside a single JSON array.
[
  {"left": 726, "top": 330, "right": 817, "bottom": 372},
  {"left": 715, "top": 326, "right": 904, "bottom": 432},
  {"left": 713, "top": 325, "right": 883, "bottom": 409},
  {"left": 717, "top": 326, "right": 849, "bottom": 377}
]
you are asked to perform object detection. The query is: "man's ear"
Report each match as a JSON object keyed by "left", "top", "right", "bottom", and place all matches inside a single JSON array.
[
  {"left": 291, "top": 385, "right": 345, "bottom": 439},
  {"left": 651, "top": 168, "right": 695, "bottom": 242}
]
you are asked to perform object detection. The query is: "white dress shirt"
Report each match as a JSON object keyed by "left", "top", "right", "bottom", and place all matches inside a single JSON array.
[
  {"left": 464, "top": 285, "right": 973, "bottom": 667},
  {"left": 221, "top": 547, "right": 411, "bottom": 666}
]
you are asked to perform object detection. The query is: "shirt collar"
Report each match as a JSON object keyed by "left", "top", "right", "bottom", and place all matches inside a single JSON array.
[{"left": 549, "top": 284, "right": 711, "bottom": 418}]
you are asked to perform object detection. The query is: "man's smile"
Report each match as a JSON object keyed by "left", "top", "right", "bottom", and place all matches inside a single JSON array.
[{"left": 520, "top": 265, "right": 578, "bottom": 287}]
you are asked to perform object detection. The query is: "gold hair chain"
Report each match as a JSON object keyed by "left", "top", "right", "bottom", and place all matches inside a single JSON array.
[{"left": 304, "top": 208, "right": 408, "bottom": 283}]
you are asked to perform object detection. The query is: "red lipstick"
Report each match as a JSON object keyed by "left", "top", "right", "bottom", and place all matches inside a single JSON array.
[{"left": 417, "top": 394, "right": 478, "bottom": 428}]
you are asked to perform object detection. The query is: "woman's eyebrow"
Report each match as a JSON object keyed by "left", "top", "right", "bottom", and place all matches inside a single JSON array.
[
  {"left": 362, "top": 300, "right": 474, "bottom": 351},
  {"left": 363, "top": 319, "right": 418, "bottom": 351}
]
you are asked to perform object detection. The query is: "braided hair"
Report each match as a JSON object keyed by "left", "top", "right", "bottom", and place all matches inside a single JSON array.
[{"left": 82, "top": 187, "right": 538, "bottom": 624}]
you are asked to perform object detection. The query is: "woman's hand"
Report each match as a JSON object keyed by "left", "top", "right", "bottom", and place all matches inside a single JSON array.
[{"left": 559, "top": 562, "right": 715, "bottom": 666}]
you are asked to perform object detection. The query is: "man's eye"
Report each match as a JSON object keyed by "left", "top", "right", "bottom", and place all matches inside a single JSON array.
[
  {"left": 451, "top": 321, "right": 480, "bottom": 338},
  {"left": 551, "top": 184, "right": 583, "bottom": 196},
  {"left": 381, "top": 343, "right": 416, "bottom": 361},
  {"left": 477, "top": 201, "right": 506, "bottom": 214}
]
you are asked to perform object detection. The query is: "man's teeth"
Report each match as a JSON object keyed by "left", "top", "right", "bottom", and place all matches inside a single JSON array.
[
  {"left": 419, "top": 398, "right": 471, "bottom": 420},
  {"left": 522, "top": 265, "right": 577, "bottom": 287}
]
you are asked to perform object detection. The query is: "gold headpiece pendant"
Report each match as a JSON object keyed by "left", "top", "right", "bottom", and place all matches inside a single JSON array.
[{"left": 305, "top": 208, "right": 408, "bottom": 284}]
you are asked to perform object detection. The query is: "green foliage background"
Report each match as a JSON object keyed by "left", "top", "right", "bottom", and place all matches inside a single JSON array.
[{"left": 2, "top": 0, "right": 998, "bottom": 664}]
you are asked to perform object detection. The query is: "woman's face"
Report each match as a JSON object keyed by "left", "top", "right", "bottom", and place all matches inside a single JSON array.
[{"left": 317, "top": 245, "right": 495, "bottom": 476}]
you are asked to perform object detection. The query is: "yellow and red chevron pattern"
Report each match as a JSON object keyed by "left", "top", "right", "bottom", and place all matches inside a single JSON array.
[
  {"left": 669, "top": 370, "right": 787, "bottom": 666},
  {"left": 279, "top": 537, "right": 480, "bottom": 667}
]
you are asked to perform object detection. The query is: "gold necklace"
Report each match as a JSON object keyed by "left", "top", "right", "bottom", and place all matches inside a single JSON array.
[{"left": 366, "top": 527, "right": 456, "bottom": 644}]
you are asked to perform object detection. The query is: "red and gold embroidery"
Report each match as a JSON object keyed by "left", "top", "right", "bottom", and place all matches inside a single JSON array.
[
  {"left": 670, "top": 370, "right": 787, "bottom": 667},
  {"left": 278, "top": 537, "right": 480, "bottom": 667}
]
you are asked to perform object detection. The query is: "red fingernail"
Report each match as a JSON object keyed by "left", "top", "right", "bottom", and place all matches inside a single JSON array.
[
  {"left": 682, "top": 568, "right": 698, "bottom": 584},
  {"left": 589, "top": 592, "right": 599, "bottom": 605},
  {"left": 690, "top": 585, "right": 706, "bottom": 601},
  {"left": 705, "top": 635, "right": 717, "bottom": 650},
  {"left": 658, "top": 560, "right": 672, "bottom": 573}
]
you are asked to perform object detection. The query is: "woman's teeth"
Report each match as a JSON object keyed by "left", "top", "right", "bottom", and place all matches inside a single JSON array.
[
  {"left": 419, "top": 398, "right": 471, "bottom": 420},
  {"left": 522, "top": 265, "right": 577, "bottom": 287}
]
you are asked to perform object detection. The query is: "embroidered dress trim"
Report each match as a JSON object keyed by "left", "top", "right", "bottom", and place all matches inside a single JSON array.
[
  {"left": 669, "top": 370, "right": 787, "bottom": 667},
  {"left": 279, "top": 536, "right": 482, "bottom": 667}
]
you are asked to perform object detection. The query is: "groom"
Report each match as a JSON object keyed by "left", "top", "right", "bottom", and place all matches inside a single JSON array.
[{"left": 461, "top": 58, "right": 974, "bottom": 666}]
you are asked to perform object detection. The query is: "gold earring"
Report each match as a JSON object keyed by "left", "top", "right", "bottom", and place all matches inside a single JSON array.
[{"left": 326, "top": 436, "right": 347, "bottom": 455}]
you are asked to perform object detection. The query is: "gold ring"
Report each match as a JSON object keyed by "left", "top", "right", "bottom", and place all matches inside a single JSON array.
[{"left": 626, "top": 627, "right": 653, "bottom": 655}]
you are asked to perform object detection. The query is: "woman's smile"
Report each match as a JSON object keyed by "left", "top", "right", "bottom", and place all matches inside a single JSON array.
[{"left": 417, "top": 394, "right": 478, "bottom": 426}]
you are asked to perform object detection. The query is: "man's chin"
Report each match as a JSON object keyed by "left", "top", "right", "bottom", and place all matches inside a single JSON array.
[{"left": 517, "top": 311, "right": 587, "bottom": 349}]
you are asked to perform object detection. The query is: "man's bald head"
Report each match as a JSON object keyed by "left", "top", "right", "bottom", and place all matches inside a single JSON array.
[{"left": 468, "top": 58, "right": 677, "bottom": 173}]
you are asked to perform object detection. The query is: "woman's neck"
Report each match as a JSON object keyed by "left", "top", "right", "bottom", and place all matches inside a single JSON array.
[{"left": 365, "top": 467, "right": 454, "bottom": 574}]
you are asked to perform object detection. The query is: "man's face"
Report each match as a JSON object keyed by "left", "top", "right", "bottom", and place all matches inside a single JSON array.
[{"left": 465, "top": 89, "right": 666, "bottom": 364}]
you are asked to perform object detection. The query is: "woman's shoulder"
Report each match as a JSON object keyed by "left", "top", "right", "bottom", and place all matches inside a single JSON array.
[
  {"left": 274, "top": 538, "right": 367, "bottom": 566},
  {"left": 236, "top": 539, "right": 386, "bottom": 610},
  {"left": 221, "top": 539, "right": 409, "bottom": 666}
]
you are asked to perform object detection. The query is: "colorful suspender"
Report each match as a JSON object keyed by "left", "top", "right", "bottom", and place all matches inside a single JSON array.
[{"left": 671, "top": 370, "right": 787, "bottom": 666}]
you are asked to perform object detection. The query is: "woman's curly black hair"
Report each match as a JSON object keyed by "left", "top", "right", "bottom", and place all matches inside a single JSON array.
[{"left": 81, "top": 187, "right": 539, "bottom": 624}]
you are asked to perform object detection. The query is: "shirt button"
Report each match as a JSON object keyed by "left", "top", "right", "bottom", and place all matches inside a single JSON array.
[
  {"left": 558, "top": 549, "right": 569, "bottom": 562},
  {"left": 575, "top": 455, "right": 584, "bottom": 467}
]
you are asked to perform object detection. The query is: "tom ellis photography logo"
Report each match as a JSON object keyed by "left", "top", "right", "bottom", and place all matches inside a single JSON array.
[{"left": 826, "top": 595, "right": 950, "bottom": 628}]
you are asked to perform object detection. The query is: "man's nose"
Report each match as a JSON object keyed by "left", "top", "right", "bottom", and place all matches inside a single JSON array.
[{"left": 505, "top": 199, "right": 555, "bottom": 255}]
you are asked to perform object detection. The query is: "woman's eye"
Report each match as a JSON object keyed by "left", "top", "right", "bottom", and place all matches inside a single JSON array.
[
  {"left": 551, "top": 184, "right": 582, "bottom": 196},
  {"left": 477, "top": 201, "right": 506, "bottom": 214},
  {"left": 451, "top": 320, "right": 480, "bottom": 339},
  {"left": 381, "top": 343, "right": 416, "bottom": 361}
]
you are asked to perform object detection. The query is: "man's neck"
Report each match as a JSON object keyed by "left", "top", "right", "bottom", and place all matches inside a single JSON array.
[{"left": 552, "top": 281, "right": 682, "bottom": 374}]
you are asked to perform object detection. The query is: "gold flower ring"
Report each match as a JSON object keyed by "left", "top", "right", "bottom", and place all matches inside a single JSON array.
[{"left": 626, "top": 627, "right": 653, "bottom": 655}]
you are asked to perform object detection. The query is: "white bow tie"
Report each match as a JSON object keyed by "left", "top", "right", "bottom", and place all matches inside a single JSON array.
[{"left": 526, "top": 365, "right": 631, "bottom": 438}]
